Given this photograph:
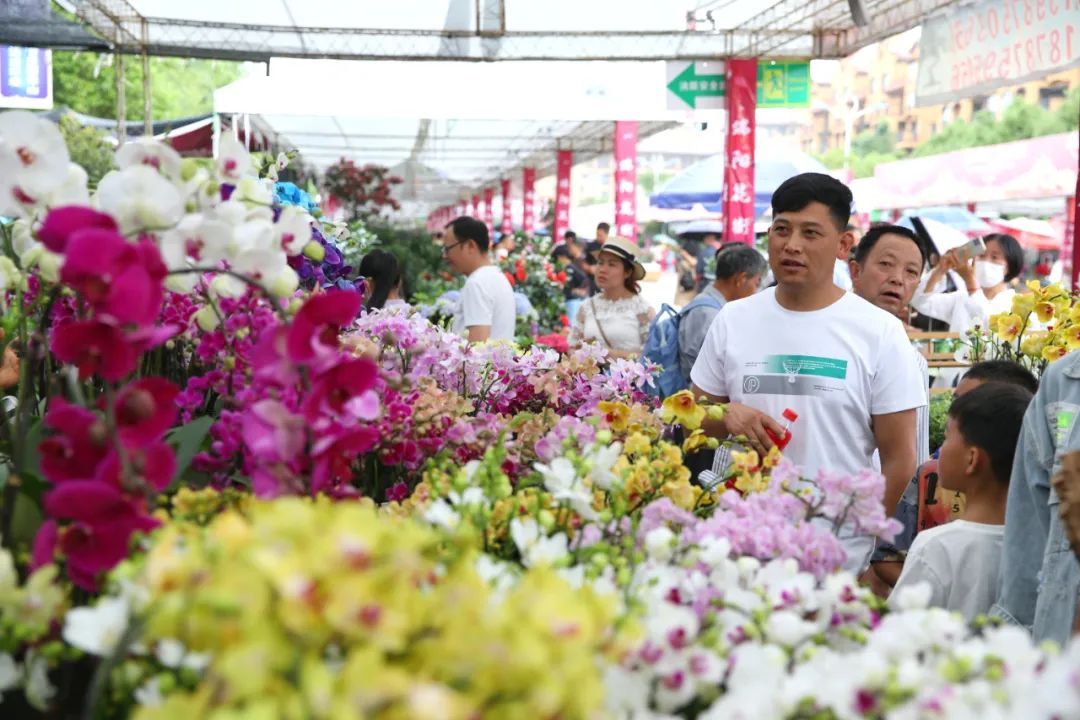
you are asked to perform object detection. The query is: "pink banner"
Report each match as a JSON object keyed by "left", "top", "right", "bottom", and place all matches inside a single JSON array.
[
  {"left": 724, "top": 58, "right": 757, "bottom": 245},
  {"left": 873, "top": 132, "right": 1078, "bottom": 208},
  {"left": 523, "top": 168, "right": 536, "bottom": 235},
  {"left": 1067, "top": 193, "right": 1079, "bottom": 290},
  {"left": 553, "top": 150, "right": 573, "bottom": 243},
  {"left": 470, "top": 194, "right": 480, "bottom": 217},
  {"left": 500, "top": 178, "right": 512, "bottom": 234},
  {"left": 614, "top": 121, "right": 638, "bottom": 242},
  {"left": 482, "top": 187, "right": 494, "bottom": 238}
]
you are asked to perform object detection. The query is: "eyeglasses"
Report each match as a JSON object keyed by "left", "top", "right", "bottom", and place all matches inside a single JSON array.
[{"left": 441, "top": 241, "right": 465, "bottom": 256}]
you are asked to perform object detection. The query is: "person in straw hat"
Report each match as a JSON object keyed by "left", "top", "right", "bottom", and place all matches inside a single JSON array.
[{"left": 569, "top": 237, "right": 655, "bottom": 360}]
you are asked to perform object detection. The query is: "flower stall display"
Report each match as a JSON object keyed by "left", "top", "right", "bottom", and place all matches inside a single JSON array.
[
  {"left": 0, "top": 109, "right": 1079, "bottom": 718},
  {"left": 966, "top": 280, "right": 1080, "bottom": 377}
]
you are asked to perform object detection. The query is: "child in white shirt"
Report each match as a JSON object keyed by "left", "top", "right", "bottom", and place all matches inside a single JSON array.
[{"left": 890, "top": 382, "right": 1032, "bottom": 621}]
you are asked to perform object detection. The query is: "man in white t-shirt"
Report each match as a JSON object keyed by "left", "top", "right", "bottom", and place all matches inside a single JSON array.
[
  {"left": 690, "top": 174, "right": 925, "bottom": 561},
  {"left": 442, "top": 216, "right": 516, "bottom": 343}
]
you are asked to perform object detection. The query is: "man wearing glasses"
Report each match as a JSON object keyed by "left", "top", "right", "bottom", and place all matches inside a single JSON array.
[{"left": 442, "top": 216, "right": 516, "bottom": 343}]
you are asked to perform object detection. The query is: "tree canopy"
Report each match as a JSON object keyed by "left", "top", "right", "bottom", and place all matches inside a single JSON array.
[{"left": 52, "top": 51, "right": 242, "bottom": 122}]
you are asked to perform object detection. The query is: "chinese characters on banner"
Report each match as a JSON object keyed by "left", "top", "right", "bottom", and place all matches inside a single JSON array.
[
  {"left": 724, "top": 59, "right": 757, "bottom": 245},
  {"left": 500, "top": 178, "right": 512, "bottom": 235},
  {"left": 482, "top": 188, "right": 494, "bottom": 239},
  {"left": 553, "top": 150, "right": 573, "bottom": 243},
  {"left": 522, "top": 167, "right": 536, "bottom": 235},
  {"left": 613, "top": 121, "right": 638, "bottom": 242}
]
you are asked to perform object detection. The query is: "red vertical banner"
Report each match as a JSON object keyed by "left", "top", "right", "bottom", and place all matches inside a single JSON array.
[
  {"left": 553, "top": 150, "right": 573, "bottom": 244},
  {"left": 482, "top": 187, "right": 494, "bottom": 239},
  {"left": 523, "top": 167, "right": 536, "bottom": 235},
  {"left": 471, "top": 194, "right": 480, "bottom": 217},
  {"left": 723, "top": 58, "right": 757, "bottom": 245},
  {"left": 500, "top": 178, "right": 512, "bottom": 235},
  {"left": 613, "top": 121, "right": 638, "bottom": 242},
  {"left": 1066, "top": 194, "right": 1078, "bottom": 291}
]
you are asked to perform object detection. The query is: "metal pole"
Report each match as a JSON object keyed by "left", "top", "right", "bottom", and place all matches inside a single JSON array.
[
  {"left": 142, "top": 48, "right": 151, "bottom": 137},
  {"left": 115, "top": 52, "right": 126, "bottom": 146}
]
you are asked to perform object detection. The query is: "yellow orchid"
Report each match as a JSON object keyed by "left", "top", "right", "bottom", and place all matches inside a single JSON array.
[
  {"left": 1011, "top": 292, "right": 1036, "bottom": 320},
  {"left": 660, "top": 390, "right": 706, "bottom": 430},
  {"left": 1043, "top": 343, "right": 1070, "bottom": 363},
  {"left": 681, "top": 428, "right": 717, "bottom": 455},
  {"left": 1020, "top": 330, "right": 1050, "bottom": 359},
  {"left": 995, "top": 313, "right": 1023, "bottom": 343},
  {"left": 596, "top": 401, "right": 631, "bottom": 432},
  {"left": 1035, "top": 301, "right": 1057, "bottom": 324},
  {"left": 1065, "top": 324, "right": 1080, "bottom": 350}
]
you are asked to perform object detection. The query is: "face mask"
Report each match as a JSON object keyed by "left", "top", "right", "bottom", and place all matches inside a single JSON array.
[{"left": 974, "top": 260, "right": 1006, "bottom": 289}]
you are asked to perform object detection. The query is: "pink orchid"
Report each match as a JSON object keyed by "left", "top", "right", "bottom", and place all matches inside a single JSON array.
[
  {"left": 35, "top": 481, "right": 158, "bottom": 591},
  {"left": 242, "top": 399, "right": 306, "bottom": 464},
  {"left": 113, "top": 377, "right": 180, "bottom": 450},
  {"left": 94, "top": 442, "right": 177, "bottom": 492},
  {"left": 301, "top": 357, "right": 379, "bottom": 421},
  {"left": 38, "top": 206, "right": 118, "bottom": 253},
  {"left": 38, "top": 398, "right": 109, "bottom": 484},
  {"left": 60, "top": 230, "right": 167, "bottom": 326},
  {"left": 51, "top": 320, "right": 139, "bottom": 381},
  {"left": 286, "top": 290, "right": 361, "bottom": 364}
]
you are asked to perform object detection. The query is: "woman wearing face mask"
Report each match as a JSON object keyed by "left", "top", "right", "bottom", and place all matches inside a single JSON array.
[{"left": 910, "top": 233, "right": 1024, "bottom": 335}]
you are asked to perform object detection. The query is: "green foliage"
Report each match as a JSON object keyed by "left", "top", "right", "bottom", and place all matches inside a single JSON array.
[
  {"left": 928, "top": 391, "right": 953, "bottom": 455},
  {"left": 816, "top": 147, "right": 847, "bottom": 170},
  {"left": 852, "top": 152, "right": 899, "bottom": 178},
  {"left": 52, "top": 51, "right": 242, "bottom": 121},
  {"left": 56, "top": 114, "right": 113, "bottom": 188},
  {"left": 851, "top": 121, "right": 896, "bottom": 156},
  {"left": 915, "top": 97, "right": 1073, "bottom": 158}
]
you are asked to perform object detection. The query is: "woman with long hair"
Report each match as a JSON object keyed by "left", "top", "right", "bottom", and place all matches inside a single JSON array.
[
  {"left": 358, "top": 249, "right": 408, "bottom": 311},
  {"left": 569, "top": 237, "right": 655, "bottom": 360}
]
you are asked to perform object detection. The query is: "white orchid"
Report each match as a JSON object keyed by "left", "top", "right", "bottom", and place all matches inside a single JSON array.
[
  {"left": 96, "top": 165, "right": 184, "bottom": 234},
  {"left": 644, "top": 526, "right": 677, "bottom": 562},
  {"left": 422, "top": 499, "right": 458, "bottom": 530},
  {"left": 509, "top": 517, "right": 569, "bottom": 567},
  {"left": 45, "top": 163, "right": 90, "bottom": 207},
  {"left": 274, "top": 205, "right": 314, "bottom": 255},
  {"left": 159, "top": 214, "right": 233, "bottom": 292},
  {"left": 22, "top": 651, "right": 55, "bottom": 711},
  {"left": 216, "top": 133, "right": 252, "bottom": 182},
  {"left": 0, "top": 111, "right": 70, "bottom": 217},
  {"left": 116, "top": 137, "right": 182, "bottom": 180},
  {"left": 584, "top": 441, "right": 622, "bottom": 491},
  {"left": 534, "top": 457, "right": 598, "bottom": 521},
  {"left": 62, "top": 597, "right": 130, "bottom": 656}
]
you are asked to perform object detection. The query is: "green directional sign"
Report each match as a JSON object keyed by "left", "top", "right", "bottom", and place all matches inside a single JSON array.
[
  {"left": 757, "top": 60, "right": 810, "bottom": 108},
  {"left": 666, "top": 62, "right": 725, "bottom": 109}
]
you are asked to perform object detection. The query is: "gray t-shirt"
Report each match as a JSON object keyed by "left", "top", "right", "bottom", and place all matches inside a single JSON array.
[{"left": 677, "top": 285, "right": 727, "bottom": 380}]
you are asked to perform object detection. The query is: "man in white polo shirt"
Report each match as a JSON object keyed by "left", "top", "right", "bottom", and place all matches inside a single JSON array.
[
  {"left": 690, "top": 173, "right": 925, "bottom": 571},
  {"left": 442, "top": 216, "right": 516, "bottom": 343}
]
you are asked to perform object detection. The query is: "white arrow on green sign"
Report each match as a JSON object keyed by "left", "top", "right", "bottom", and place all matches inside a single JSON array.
[{"left": 666, "top": 63, "right": 726, "bottom": 108}]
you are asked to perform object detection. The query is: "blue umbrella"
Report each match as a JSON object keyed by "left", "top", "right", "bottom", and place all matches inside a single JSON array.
[{"left": 650, "top": 151, "right": 829, "bottom": 218}]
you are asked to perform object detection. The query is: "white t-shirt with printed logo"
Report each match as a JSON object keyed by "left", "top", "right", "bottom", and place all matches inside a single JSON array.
[
  {"left": 452, "top": 265, "right": 516, "bottom": 341},
  {"left": 689, "top": 287, "right": 926, "bottom": 478}
]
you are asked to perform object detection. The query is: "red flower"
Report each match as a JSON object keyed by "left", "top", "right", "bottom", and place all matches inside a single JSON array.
[
  {"left": 286, "top": 290, "right": 362, "bottom": 364},
  {"left": 559, "top": 314, "right": 570, "bottom": 327},
  {"left": 515, "top": 260, "right": 527, "bottom": 282},
  {"left": 51, "top": 320, "right": 138, "bottom": 381},
  {"left": 94, "top": 442, "right": 177, "bottom": 492},
  {"left": 113, "top": 378, "right": 180, "bottom": 450},
  {"left": 556, "top": 271, "right": 567, "bottom": 283},
  {"left": 38, "top": 398, "right": 109, "bottom": 485},
  {"left": 504, "top": 271, "right": 516, "bottom": 287},
  {"left": 35, "top": 481, "right": 158, "bottom": 591},
  {"left": 60, "top": 231, "right": 167, "bottom": 326},
  {"left": 38, "top": 206, "right": 118, "bottom": 253},
  {"left": 302, "top": 357, "right": 379, "bottom": 422}
]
